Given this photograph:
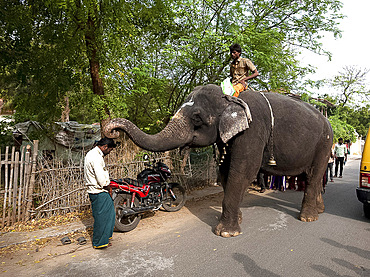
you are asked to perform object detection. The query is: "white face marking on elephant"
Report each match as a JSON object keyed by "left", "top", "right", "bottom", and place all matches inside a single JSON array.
[{"left": 173, "top": 96, "right": 194, "bottom": 119}]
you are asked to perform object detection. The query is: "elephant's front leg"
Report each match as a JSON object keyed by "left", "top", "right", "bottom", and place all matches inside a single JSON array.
[{"left": 214, "top": 174, "right": 250, "bottom": 238}]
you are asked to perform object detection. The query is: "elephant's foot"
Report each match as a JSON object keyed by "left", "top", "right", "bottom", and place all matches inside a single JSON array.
[
  {"left": 214, "top": 222, "right": 242, "bottom": 237},
  {"left": 316, "top": 193, "right": 325, "bottom": 214},
  {"left": 238, "top": 210, "right": 243, "bottom": 224},
  {"left": 299, "top": 206, "right": 319, "bottom": 222}
]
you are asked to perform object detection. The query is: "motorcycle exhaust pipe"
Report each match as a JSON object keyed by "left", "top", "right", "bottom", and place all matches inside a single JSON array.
[{"left": 121, "top": 206, "right": 156, "bottom": 216}]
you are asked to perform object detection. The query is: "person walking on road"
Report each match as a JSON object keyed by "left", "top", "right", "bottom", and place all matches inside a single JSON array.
[
  {"left": 334, "top": 138, "right": 347, "bottom": 178},
  {"left": 84, "top": 137, "right": 117, "bottom": 249},
  {"left": 327, "top": 148, "right": 335, "bottom": 182},
  {"left": 257, "top": 171, "right": 269, "bottom": 193}
]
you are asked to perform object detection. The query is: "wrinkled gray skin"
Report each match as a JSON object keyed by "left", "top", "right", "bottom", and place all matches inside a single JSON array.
[{"left": 104, "top": 84, "right": 333, "bottom": 237}]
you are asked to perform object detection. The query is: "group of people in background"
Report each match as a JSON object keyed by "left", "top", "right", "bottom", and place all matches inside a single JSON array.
[{"left": 258, "top": 138, "right": 351, "bottom": 193}]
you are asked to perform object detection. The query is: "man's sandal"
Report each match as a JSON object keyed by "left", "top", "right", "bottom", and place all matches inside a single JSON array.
[
  {"left": 61, "top": 236, "right": 71, "bottom": 245},
  {"left": 77, "top": 236, "right": 87, "bottom": 245}
]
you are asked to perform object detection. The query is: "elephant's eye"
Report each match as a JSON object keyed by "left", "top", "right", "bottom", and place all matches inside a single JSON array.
[{"left": 191, "top": 114, "right": 203, "bottom": 127}]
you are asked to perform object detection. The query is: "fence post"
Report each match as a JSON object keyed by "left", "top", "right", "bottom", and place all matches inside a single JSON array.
[
  {"left": 25, "top": 140, "right": 39, "bottom": 221},
  {"left": 12, "top": 151, "right": 19, "bottom": 224},
  {"left": 0, "top": 148, "right": 3, "bottom": 228},
  {"left": 2, "top": 147, "right": 9, "bottom": 227},
  {"left": 17, "top": 146, "right": 25, "bottom": 222},
  {"left": 7, "top": 147, "right": 15, "bottom": 225},
  {"left": 22, "top": 148, "right": 31, "bottom": 221}
]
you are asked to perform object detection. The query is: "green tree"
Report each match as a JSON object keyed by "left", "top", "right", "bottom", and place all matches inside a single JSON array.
[
  {"left": 1, "top": 0, "right": 344, "bottom": 134},
  {"left": 332, "top": 105, "right": 370, "bottom": 138},
  {"left": 329, "top": 115, "right": 356, "bottom": 143},
  {"left": 317, "top": 66, "right": 370, "bottom": 140},
  {"left": 328, "top": 66, "right": 370, "bottom": 106},
  {"left": 0, "top": 0, "right": 175, "bottom": 128},
  {"left": 0, "top": 0, "right": 90, "bottom": 123},
  {"left": 109, "top": 0, "right": 345, "bottom": 130},
  {"left": 0, "top": 117, "right": 14, "bottom": 149}
]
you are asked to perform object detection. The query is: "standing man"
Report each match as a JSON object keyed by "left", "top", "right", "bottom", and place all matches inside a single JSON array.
[
  {"left": 334, "top": 138, "right": 347, "bottom": 178},
  {"left": 84, "top": 137, "right": 117, "bottom": 249},
  {"left": 327, "top": 148, "right": 335, "bottom": 182},
  {"left": 229, "top": 43, "right": 259, "bottom": 97}
]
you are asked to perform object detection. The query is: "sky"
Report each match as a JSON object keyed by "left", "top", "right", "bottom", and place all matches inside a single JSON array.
[{"left": 299, "top": 0, "right": 370, "bottom": 99}]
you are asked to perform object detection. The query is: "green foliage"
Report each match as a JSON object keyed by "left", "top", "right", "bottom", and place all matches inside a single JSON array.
[
  {"left": 329, "top": 115, "right": 356, "bottom": 143},
  {"left": 107, "top": 0, "right": 344, "bottom": 130},
  {"left": 316, "top": 66, "right": 370, "bottom": 140},
  {"left": 332, "top": 105, "right": 370, "bottom": 138},
  {"left": 0, "top": 117, "right": 15, "bottom": 149},
  {"left": 327, "top": 66, "right": 370, "bottom": 107},
  {"left": 1, "top": 0, "right": 345, "bottom": 134}
]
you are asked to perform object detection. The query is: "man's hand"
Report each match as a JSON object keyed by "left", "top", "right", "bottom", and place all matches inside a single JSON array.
[{"left": 239, "top": 79, "right": 247, "bottom": 88}]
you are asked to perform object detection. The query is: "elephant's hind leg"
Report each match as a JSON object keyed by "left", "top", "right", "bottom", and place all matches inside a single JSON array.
[
  {"left": 316, "top": 192, "right": 325, "bottom": 214},
  {"left": 299, "top": 172, "right": 325, "bottom": 222}
]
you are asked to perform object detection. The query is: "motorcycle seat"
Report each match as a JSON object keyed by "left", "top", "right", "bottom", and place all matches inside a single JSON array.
[{"left": 124, "top": 178, "right": 143, "bottom": 187}]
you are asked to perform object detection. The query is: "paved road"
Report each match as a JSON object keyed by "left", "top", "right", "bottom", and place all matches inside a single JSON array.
[{"left": 6, "top": 156, "right": 370, "bottom": 277}]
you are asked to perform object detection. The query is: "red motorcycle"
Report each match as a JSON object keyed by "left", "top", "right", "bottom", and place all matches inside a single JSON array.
[{"left": 109, "top": 155, "right": 186, "bottom": 232}]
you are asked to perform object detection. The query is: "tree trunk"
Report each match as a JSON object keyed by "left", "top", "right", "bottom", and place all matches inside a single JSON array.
[
  {"left": 61, "top": 95, "right": 70, "bottom": 122},
  {"left": 85, "top": 14, "right": 111, "bottom": 134}
]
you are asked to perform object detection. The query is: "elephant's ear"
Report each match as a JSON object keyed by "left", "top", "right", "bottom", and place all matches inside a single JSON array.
[{"left": 219, "top": 95, "right": 253, "bottom": 143}]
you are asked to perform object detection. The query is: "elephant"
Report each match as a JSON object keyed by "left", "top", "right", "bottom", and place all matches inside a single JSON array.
[{"left": 104, "top": 84, "right": 333, "bottom": 238}]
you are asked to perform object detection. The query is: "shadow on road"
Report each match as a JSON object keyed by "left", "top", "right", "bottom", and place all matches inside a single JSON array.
[
  {"left": 186, "top": 156, "right": 370, "bottom": 232},
  {"left": 233, "top": 253, "right": 281, "bottom": 277},
  {"left": 185, "top": 181, "right": 369, "bottom": 237},
  {"left": 309, "top": 238, "right": 370, "bottom": 276},
  {"left": 320, "top": 238, "right": 370, "bottom": 260},
  {"left": 185, "top": 189, "right": 304, "bottom": 233}
]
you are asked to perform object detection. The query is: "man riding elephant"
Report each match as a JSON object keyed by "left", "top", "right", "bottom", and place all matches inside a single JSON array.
[{"left": 229, "top": 43, "right": 259, "bottom": 97}]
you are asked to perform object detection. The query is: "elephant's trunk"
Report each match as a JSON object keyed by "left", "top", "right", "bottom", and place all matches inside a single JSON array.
[{"left": 103, "top": 114, "right": 192, "bottom": 152}]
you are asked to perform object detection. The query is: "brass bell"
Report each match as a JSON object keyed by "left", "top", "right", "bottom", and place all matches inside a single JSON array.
[{"left": 268, "top": 157, "right": 277, "bottom": 166}]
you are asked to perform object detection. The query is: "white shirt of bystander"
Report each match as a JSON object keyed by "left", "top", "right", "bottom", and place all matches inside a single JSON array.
[{"left": 84, "top": 146, "right": 110, "bottom": 194}]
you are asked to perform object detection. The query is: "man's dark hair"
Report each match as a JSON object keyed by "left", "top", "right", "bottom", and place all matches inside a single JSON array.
[
  {"left": 229, "top": 43, "right": 242, "bottom": 53},
  {"left": 96, "top": 137, "right": 117, "bottom": 148}
]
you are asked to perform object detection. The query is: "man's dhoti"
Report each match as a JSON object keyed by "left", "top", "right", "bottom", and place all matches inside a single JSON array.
[
  {"left": 89, "top": 192, "right": 115, "bottom": 248},
  {"left": 232, "top": 83, "right": 247, "bottom": 97}
]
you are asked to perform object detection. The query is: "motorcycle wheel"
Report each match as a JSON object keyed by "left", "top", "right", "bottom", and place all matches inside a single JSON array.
[
  {"left": 162, "top": 183, "right": 186, "bottom": 212},
  {"left": 114, "top": 193, "right": 141, "bottom": 232}
]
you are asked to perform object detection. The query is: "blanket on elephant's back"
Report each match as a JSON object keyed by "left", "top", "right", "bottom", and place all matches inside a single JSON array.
[{"left": 220, "top": 94, "right": 253, "bottom": 143}]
